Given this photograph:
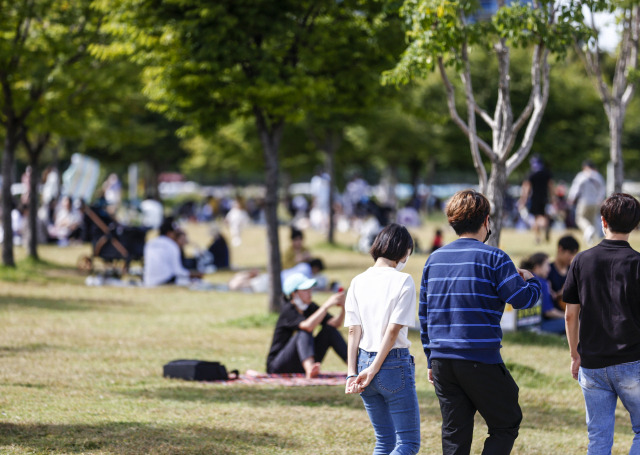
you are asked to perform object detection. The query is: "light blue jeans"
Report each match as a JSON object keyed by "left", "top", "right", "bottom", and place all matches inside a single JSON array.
[
  {"left": 579, "top": 360, "right": 640, "bottom": 455},
  {"left": 358, "top": 348, "right": 420, "bottom": 455}
]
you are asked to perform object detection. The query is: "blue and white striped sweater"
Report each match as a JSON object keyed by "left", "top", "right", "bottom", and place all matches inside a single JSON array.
[{"left": 419, "top": 238, "right": 541, "bottom": 366}]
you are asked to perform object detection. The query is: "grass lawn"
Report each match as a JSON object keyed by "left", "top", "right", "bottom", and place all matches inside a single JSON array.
[{"left": 0, "top": 221, "right": 638, "bottom": 454}]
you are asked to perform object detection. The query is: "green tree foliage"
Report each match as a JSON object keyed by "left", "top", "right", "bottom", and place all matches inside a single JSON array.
[
  {"left": 384, "top": 0, "right": 588, "bottom": 245},
  {"left": 180, "top": 118, "right": 263, "bottom": 185},
  {"left": 96, "top": 0, "right": 407, "bottom": 311},
  {"left": 573, "top": 0, "right": 639, "bottom": 192},
  {"left": 0, "top": 0, "right": 104, "bottom": 264}
]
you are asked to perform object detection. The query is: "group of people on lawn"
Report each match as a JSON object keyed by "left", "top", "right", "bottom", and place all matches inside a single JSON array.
[{"left": 266, "top": 189, "right": 640, "bottom": 455}]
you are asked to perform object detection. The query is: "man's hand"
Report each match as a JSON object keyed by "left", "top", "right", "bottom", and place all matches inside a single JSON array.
[
  {"left": 427, "top": 368, "right": 434, "bottom": 385},
  {"left": 571, "top": 355, "right": 581, "bottom": 380},
  {"left": 326, "top": 291, "right": 346, "bottom": 308},
  {"left": 517, "top": 268, "right": 533, "bottom": 281}
]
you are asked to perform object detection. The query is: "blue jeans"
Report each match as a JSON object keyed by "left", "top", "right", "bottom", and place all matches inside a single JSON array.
[
  {"left": 358, "top": 348, "right": 420, "bottom": 455},
  {"left": 579, "top": 360, "right": 640, "bottom": 455}
]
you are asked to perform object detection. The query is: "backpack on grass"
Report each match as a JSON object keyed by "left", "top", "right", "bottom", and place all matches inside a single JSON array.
[{"left": 163, "top": 359, "right": 239, "bottom": 381}]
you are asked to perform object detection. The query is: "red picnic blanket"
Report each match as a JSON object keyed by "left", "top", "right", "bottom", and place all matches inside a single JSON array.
[{"left": 216, "top": 369, "right": 346, "bottom": 386}]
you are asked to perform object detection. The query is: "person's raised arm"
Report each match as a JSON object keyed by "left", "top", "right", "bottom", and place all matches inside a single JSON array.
[
  {"left": 298, "top": 291, "right": 345, "bottom": 332},
  {"left": 495, "top": 259, "right": 541, "bottom": 310},
  {"left": 354, "top": 323, "right": 403, "bottom": 390},
  {"left": 327, "top": 293, "right": 346, "bottom": 328},
  {"left": 345, "top": 325, "right": 362, "bottom": 394},
  {"left": 565, "top": 303, "right": 581, "bottom": 380}
]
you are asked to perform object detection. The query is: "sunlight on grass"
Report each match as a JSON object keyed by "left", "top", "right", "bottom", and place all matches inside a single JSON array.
[{"left": 1, "top": 222, "right": 639, "bottom": 454}]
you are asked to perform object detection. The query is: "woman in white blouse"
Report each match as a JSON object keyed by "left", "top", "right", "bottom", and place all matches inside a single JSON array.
[{"left": 345, "top": 223, "right": 420, "bottom": 454}]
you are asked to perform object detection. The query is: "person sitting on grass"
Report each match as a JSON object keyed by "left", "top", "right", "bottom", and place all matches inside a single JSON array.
[
  {"left": 143, "top": 217, "right": 203, "bottom": 287},
  {"left": 548, "top": 234, "right": 579, "bottom": 310},
  {"left": 282, "top": 227, "right": 312, "bottom": 269},
  {"left": 266, "top": 273, "right": 347, "bottom": 378},
  {"left": 521, "top": 252, "right": 566, "bottom": 335}
]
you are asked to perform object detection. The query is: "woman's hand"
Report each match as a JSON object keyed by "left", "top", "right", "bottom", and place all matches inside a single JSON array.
[
  {"left": 345, "top": 376, "right": 359, "bottom": 394},
  {"left": 355, "top": 366, "right": 378, "bottom": 390}
]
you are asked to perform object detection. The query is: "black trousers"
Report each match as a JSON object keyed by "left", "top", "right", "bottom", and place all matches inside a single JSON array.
[
  {"left": 431, "top": 358, "right": 522, "bottom": 455},
  {"left": 268, "top": 325, "right": 347, "bottom": 374}
]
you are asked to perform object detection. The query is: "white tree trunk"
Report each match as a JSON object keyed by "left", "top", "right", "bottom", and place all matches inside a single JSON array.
[
  {"left": 486, "top": 162, "right": 508, "bottom": 247},
  {"left": 609, "top": 106, "right": 625, "bottom": 193}
]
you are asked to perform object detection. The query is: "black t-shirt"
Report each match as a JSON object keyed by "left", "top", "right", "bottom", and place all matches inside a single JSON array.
[
  {"left": 528, "top": 169, "right": 552, "bottom": 204},
  {"left": 563, "top": 240, "right": 640, "bottom": 368},
  {"left": 266, "top": 300, "right": 331, "bottom": 368}
]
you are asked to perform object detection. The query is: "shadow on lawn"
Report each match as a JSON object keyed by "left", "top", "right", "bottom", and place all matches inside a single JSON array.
[
  {"left": 0, "top": 422, "right": 290, "bottom": 454},
  {"left": 125, "top": 385, "right": 364, "bottom": 409},
  {"left": 522, "top": 401, "right": 586, "bottom": 431},
  {"left": 121, "top": 384, "right": 445, "bottom": 419},
  {"left": 503, "top": 331, "right": 568, "bottom": 348},
  {"left": 0, "top": 343, "right": 58, "bottom": 355},
  {"left": 0, "top": 295, "right": 133, "bottom": 312}
]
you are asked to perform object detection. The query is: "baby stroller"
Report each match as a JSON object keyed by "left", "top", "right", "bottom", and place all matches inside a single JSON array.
[{"left": 77, "top": 204, "right": 148, "bottom": 278}]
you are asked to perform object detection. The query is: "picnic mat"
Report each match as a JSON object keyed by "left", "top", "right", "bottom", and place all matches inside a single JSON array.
[{"left": 217, "top": 369, "right": 346, "bottom": 386}]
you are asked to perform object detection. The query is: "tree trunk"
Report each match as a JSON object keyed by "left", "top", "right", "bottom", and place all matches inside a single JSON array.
[
  {"left": 609, "top": 107, "right": 624, "bottom": 193},
  {"left": 326, "top": 146, "right": 336, "bottom": 244},
  {"left": 382, "top": 165, "right": 398, "bottom": 209},
  {"left": 2, "top": 131, "right": 16, "bottom": 267},
  {"left": 323, "top": 129, "right": 341, "bottom": 245},
  {"left": 485, "top": 160, "right": 508, "bottom": 248},
  {"left": 27, "top": 159, "right": 40, "bottom": 259},
  {"left": 145, "top": 162, "right": 160, "bottom": 200},
  {"left": 24, "top": 134, "right": 49, "bottom": 261},
  {"left": 255, "top": 109, "right": 284, "bottom": 313},
  {"left": 409, "top": 157, "right": 422, "bottom": 200}
]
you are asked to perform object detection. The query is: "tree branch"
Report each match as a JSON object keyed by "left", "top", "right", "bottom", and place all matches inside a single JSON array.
[
  {"left": 575, "top": 7, "right": 612, "bottom": 114},
  {"left": 507, "top": 47, "right": 550, "bottom": 174},
  {"left": 494, "top": 38, "right": 513, "bottom": 159},
  {"left": 8, "top": 1, "right": 33, "bottom": 71},
  {"left": 437, "top": 57, "right": 493, "bottom": 159},
  {"left": 621, "top": 5, "right": 639, "bottom": 109}
]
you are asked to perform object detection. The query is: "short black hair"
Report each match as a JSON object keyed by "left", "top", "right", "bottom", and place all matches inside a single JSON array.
[
  {"left": 520, "top": 252, "right": 548, "bottom": 271},
  {"left": 290, "top": 227, "right": 303, "bottom": 240},
  {"left": 369, "top": 223, "right": 414, "bottom": 262},
  {"left": 601, "top": 193, "right": 640, "bottom": 233},
  {"left": 308, "top": 258, "right": 324, "bottom": 271},
  {"left": 557, "top": 235, "right": 579, "bottom": 253},
  {"left": 159, "top": 216, "right": 177, "bottom": 236}
]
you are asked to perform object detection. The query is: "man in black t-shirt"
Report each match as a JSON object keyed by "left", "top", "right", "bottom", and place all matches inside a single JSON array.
[
  {"left": 266, "top": 273, "right": 347, "bottom": 378},
  {"left": 564, "top": 193, "right": 640, "bottom": 454},
  {"left": 518, "top": 155, "right": 554, "bottom": 244}
]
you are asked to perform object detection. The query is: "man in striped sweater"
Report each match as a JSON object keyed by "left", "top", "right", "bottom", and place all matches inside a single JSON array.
[{"left": 420, "top": 190, "right": 541, "bottom": 455}]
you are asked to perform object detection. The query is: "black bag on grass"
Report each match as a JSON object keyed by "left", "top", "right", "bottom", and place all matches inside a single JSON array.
[{"left": 163, "top": 359, "right": 238, "bottom": 381}]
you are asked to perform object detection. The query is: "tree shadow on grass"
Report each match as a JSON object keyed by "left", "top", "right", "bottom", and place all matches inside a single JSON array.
[
  {"left": 503, "top": 331, "right": 568, "bottom": 348},
  {"left": 522, "top": 401, "right": 586, "bottom": 431},
  {"left": 123, "top": 384, "right": 365, "bottom": 410},
  {"left": 0, "top": 422, "right": 290, "bottom": 455},
  {"left": 123, "top": 383, "right": 447, "bottom": 420},
  {"left": 0, "top": 343, "right": 59, "bottom": 355},
  {"left": 504, "top": 361, "right": 574, "bottom": 389},
  {"left": 0, "top": 295, "right": 134, "bottom": 312}
]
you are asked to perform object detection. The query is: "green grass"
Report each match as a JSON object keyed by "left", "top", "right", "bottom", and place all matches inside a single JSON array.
[{"left": 0, "top": 222, "right": 639, "bottom": 454}]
